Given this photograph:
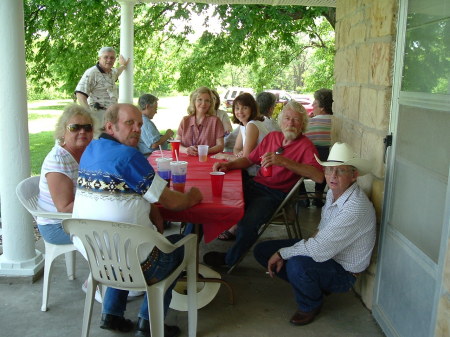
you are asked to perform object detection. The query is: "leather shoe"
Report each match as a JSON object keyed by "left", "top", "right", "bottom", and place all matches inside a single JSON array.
[
  {"left": 203, "top": 251, "right": 227, "bottom": 267},
  {"left": 135, "top": 317, "right": 180, "bottom": 337},
  {"left": 100, "top": 313, "right": 134, "bottom": 332},
  {"left": 289, "top": 306, "right": 322, "bottom": 326}
]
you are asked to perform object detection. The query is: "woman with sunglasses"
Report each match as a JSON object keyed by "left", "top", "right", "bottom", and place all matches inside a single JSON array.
[{"left": 36, "top": 104, "right": 94, "bottom": 244}]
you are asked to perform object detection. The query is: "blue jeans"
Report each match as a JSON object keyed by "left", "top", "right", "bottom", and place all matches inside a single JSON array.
[
  {"left": 225, "top": 179, "right": 286, "bottom": 266},
  {"left": 253, "top": 239, "right": 356, "bottom": 312},
  {"left": 37, "top": 223, "right": 72, "bottom": 244},
  {"left": 102, "top": 234, "right": 184, "bottom": 320}
]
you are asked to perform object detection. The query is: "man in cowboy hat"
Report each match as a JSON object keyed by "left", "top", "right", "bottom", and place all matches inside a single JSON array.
[{"left": 253, "top": 142, "right": 376, "bottom": 326}]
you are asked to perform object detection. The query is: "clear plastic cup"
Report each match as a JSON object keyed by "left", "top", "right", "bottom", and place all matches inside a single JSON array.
[
  {"left": 156, "top": 157, "right": 172, "bottom": 186},
  {"left": 170, "top": 161, "right": 188, "bottom": 193},
  {"left": 197, "top": 145, "right": 209, "bottom": 162}
]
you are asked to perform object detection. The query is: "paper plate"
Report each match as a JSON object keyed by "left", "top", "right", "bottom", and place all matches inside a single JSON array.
[{"left": 170, "top": 264, "right": 221, "bottom": 311}]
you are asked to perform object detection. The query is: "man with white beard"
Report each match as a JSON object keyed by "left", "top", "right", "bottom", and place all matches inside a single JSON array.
[{"left": 204, "top": 100, "right": 324, "bottom": 268}]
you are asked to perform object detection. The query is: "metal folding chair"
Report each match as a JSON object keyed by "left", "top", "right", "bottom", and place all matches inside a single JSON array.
[{"left": 227, "top": 177, "right": 304, "bottom": 274}]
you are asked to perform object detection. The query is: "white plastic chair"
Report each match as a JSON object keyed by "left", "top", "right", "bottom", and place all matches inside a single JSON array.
[
  {"left": 62, "top": 218, "right": 198, "bottom": 337},
  {"left": 15, "top": 176, "right": 74, "bottom": 312},
  {"left": 228, "top": 177, "right": 305, "bottom": 274}
]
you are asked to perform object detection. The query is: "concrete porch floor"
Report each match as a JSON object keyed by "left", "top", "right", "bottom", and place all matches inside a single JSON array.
[{"left": 0, "top": 206, "right": 385, "bottom": 337}]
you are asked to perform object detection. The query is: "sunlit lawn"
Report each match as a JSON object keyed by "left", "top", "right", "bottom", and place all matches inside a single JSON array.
[{"left": 29, "top": 131, "right": 54, "bottom": 175}]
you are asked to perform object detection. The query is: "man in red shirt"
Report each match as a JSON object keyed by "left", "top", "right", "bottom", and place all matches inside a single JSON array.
[{"left": 205, "top": 100, "right": 324, "bottom": 268}]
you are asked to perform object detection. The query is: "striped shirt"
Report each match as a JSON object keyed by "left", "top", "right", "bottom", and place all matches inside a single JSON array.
[
  {"left": 279, "top": 183, "right": 376, "bottom": 273},
  {"left": 305, "top": 114, "right": 332, "bottom": 147},
  {"left": 37, "top": 144, "right": 79, "bottom": 225}
]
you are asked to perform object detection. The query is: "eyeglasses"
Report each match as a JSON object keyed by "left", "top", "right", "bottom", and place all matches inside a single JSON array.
[
  {"left": 324, "top": 166, "right": 354, "bottom": 176},
  {"left": 275, "top": 147, "right": 284, "bottom": 154},
  {"left": 66, "top": 124, "right": 93, "bottom": 132}
]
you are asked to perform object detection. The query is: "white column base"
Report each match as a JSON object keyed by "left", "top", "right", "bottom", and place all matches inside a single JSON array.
[{"left": 0, "top": 249, "right": 44, "bottom": 277}]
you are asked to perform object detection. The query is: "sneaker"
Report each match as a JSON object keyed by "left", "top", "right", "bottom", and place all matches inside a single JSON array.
[{"left": 82, "top": 279, "right": 103, "bottom": 304}]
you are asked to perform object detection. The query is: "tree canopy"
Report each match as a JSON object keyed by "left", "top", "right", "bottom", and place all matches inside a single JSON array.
[{"left": 24, "top": 1, "right": 335, "bottom": 98}]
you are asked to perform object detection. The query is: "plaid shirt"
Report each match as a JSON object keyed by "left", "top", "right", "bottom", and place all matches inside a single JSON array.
[{"left": 279, "top": 183, "right": 376, "bottom": 273}]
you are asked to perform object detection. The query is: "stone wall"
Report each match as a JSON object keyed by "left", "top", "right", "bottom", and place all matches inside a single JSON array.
[{"left": 333, "top": 0, "right": 397, "bottom": 308}]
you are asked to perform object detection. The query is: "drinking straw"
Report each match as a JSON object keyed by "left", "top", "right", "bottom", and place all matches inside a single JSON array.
[
  {"left": 159, "top": 145, "right": 164, "bottom": 158},
  {"left": 175, "top": 150, "right": 179, "bottom": 162}
]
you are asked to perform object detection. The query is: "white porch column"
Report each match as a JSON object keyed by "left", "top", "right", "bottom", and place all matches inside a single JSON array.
[
  {"left": 0, "top": 0, "right": 44, "bottom": 277},
  {"left": 118, "top": 0, "right": 136, "bottom": 104}
]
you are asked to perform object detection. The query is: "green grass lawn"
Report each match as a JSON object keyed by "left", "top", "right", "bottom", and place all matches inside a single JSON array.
[{"left": 29, "top": 131, "right": 54, "bottom": 175}]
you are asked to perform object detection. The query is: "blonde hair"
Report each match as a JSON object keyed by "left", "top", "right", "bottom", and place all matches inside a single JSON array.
[
  {"left": 187, "top": 87, "right": 216, "bottom": 116},
  {"left": 54, "top": 104, "right": 94, "bottom": 144}
]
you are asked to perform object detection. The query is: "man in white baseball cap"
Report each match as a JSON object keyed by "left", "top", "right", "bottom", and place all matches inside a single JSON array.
[{"left": 254, "top": 142, "right": 376, "bottom": 326}]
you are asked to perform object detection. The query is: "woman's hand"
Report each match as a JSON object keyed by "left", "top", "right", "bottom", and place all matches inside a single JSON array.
[{"left": 186, "top": 146, "right": 198, "bottom": 156}]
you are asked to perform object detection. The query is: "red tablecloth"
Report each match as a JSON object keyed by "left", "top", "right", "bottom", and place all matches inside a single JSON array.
[{"left": 148, "top": 151, "right": 244, "bottom": 243}]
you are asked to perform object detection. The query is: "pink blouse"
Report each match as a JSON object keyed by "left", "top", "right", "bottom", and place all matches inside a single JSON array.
[{"left": 177, "top": 115, "right": 225, "bottom": 147}]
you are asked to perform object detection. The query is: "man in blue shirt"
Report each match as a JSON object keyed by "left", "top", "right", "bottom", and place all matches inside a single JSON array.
[{"left": 137, "top": 94, "right": 174, "bottom": 156}]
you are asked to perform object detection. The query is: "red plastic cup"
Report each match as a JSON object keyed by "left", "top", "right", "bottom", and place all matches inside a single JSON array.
[
  {"left": 260, "top": 165, "right": 272, "bottom": 177},
  {"left": 210, "top": 172, "right": 225, "bottom": 197},
  {"left": 169, "top": 140, "right": 181, "bottom": 159}
]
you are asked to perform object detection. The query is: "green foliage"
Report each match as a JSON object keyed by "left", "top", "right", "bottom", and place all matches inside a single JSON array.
[
  {"left": 24, "top": 2, "right": 336, "bottom": 98},
  {"left": 401, "top": 13, "right": 449, "bottom": 94}
]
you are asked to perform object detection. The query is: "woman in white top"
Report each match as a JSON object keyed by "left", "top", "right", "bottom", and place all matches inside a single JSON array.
[
  {"left": 215, "top": 93, "right": 269, "bottom": 240},
  {"left": 37, "top": 104, "right": 94, "bottom": 244}
]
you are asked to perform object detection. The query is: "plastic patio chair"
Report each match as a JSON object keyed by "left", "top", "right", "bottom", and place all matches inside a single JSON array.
[
  {"left": 15, "top": 175, "right": 74, "bottom": 312},
  {"left": 227, "top": 177, "right": 305, "bottom": 274},
  {"left": 62, "top": 218, "right": 198, "bottom": 337}
]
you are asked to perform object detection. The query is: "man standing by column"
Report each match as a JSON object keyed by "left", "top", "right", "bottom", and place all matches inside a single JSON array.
[{"left": 75, "top": 47, "right": 129, "bottom": 122}]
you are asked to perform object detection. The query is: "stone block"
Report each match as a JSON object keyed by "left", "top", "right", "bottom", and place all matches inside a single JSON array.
[
  {"left": 360, "top": 87, "right": 378, "bottom": 127},
  {"left": 350, "top": 23, "right": 367, "bottom": 44},
  {"left": 334, "top": 49, "right": 356, "bottom": 83},
  {"left": 370, "top": 42, "right": 394, "bottom": 86},
  {"left": 346, "top": 86, "right": 361, "bottom": 120},
  {"left": 369, "top": 0, "right": 398, "bottom": 38},
  {"left": 355, "top": 44, "right": 371, "bottom": 84},
  {"left": 371, "top": 177, "right": 384, "bottom": 222},
  {"left": 362, "top": 132, "right": 385, "bottom": 178}
]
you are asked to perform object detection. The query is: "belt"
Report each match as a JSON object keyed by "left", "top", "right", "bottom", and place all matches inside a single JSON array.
[{"left": 140, "top": 246, "right": 160, "bottom": 272}]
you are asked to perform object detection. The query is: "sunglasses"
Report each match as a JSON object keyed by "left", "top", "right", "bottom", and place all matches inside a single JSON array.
[{"left": 66, "top": 124, "right": 93, "bottom": 132}]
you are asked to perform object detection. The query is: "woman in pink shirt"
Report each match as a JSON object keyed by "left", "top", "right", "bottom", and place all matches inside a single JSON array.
[{"left": 176, "top": 87, "right": 224, "bottom": 156}]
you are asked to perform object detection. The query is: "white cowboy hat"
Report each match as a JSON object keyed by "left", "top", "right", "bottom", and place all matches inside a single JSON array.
[{"left": 315, "top": 142, "right": 373, "bottom": 176}]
